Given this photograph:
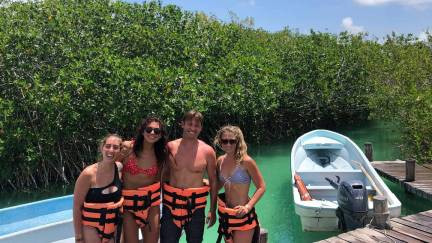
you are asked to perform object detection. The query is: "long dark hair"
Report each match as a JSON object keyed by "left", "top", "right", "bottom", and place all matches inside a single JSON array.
[{"left": 133, "top": 116, "right": 167, "bottom": 168}]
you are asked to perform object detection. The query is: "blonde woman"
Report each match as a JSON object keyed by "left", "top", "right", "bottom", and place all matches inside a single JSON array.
[
  {"left": 73, "top": 134, "right": 123, "bottom": 243},
  {"left": 214, "top": 125, "right": 266, "bottom": 243}
]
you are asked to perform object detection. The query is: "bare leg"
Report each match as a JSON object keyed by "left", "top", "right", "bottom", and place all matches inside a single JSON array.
[
  {"left": 142, "top": 206, "right": 161, "bottom": 243},
  {"left": 232, "top": 228, "right": 254, "bottom": 243},
  {"left": 83, "top": 225, "right": 102, "bottom": 243},
  {"left": 122, "top": 211, "right": 140, "bottom": 243}
]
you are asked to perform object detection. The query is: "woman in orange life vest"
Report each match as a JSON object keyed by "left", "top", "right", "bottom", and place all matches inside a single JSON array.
[
  {"left": 73, "top": 134, "right": 124, "bottom": 243},
  {"left": 214, "top": 125, "right": 266, "bottom": 243},
  {"left": 120, "top": 117, "right": 167, "bottom": 243}
]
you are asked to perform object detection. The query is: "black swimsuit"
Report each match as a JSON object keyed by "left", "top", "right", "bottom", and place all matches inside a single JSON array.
[{"left": 85, "top": 163, "right": 122, "bottom": 203}]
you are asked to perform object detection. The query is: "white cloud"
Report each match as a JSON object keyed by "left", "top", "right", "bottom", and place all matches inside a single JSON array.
[
  {"left": 341, "top": 17, "right": 365, "bottom": 34},
  {"left": 354, "top": 0, "right": 432, "bottom": 7},
  {"left": 418, "top": 30, "right": 431, "bottom": 41}
]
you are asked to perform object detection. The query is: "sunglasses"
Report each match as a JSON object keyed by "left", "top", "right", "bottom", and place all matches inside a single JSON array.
[
  {"left": 221, "top": 139, "right": 237, "bottom": 145},
  {"left": 145, "top": 127, "right": 161, "bottom": 135}
]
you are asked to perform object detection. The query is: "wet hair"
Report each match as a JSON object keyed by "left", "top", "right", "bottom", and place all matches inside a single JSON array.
[
  {"left": 214, "top": 125, "right": 247, "bottom": 164},
  {"left": 133, "top": 116, "right": 167, "bottom": 168},
  {"left": 97, "top": 133, "right": 122, "bottom": 161},
  {"left": 182, "top": 110, "right": 203, "bottom": 125}
]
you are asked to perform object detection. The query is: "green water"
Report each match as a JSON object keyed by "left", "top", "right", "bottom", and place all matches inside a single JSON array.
[{"left": 2, "top": 121, "right": 432, "bottom": 242}]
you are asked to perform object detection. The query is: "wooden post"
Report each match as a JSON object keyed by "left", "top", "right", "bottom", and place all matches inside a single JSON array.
[
  {"left": 372, "top": 195, "right": 391, "bottom": 229},
  {"left": 364, "top": 142, "right": 373, "bottom": 162},
  {"left": 259, "top": 228, "right": 268, "bottom": 243},
  {"left": 405, "top": 159, "right": 416, "bottom": 182}
]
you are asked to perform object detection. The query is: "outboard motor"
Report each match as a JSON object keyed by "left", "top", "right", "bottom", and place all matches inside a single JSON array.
[{"left": 325, "top": 177, "right": 368, "bottom": 231}]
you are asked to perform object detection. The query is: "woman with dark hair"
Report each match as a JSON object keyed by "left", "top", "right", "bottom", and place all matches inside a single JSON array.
[
  {"left": 73, "top": 134, "right": 123, "bottom": 243},
  {"left": 214, "top": 125, "right": 266, "bottom": 243},
  {"left": 121, "top": 117, "right": 168, "bottom": 243}
]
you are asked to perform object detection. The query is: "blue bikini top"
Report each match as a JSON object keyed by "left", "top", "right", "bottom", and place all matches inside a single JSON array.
[{"left": 218, "top": 163, "right": 251, "bottom": 185}]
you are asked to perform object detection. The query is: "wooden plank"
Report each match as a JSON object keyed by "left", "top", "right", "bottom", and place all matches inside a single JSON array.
[
  {"left": 347, "top": 230, "right": 380, "bottom": 242},
  {"left": 373, "top": 229, "right": 422, "bottom": 243},
  {"left": 410, "top": 211, "right": 432, "bottom": 219},
  {"left": 422, "top": 163, "right": 432, "bottom": 170},
  {"left": 390, "top": 221, "right": 432, "bottom": 242},
  {"left": 372, "top": 160, "right": 432, "bottom": 201},
  {"left": 323, "top": 236, "right": 349, "bottom": 243},
  {"left": 356, "top": 228, "right": 403, "bottom": 243},
  {"left": 401, "top": 214, "right": 432, "bottom": 227},
  {"left": 392, "top": 217, "right": 432, "bottom": 233},
  {"left": 420, "top": 209, "right": 432, "bottom": 215},
  {"left": 337, "top": 233, "right": 368, "bottom": 243}
]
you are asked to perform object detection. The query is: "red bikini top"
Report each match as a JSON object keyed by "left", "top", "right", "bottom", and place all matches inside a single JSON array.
[{"left": 123, "top": 154, "right": 158, "bottom": 176}]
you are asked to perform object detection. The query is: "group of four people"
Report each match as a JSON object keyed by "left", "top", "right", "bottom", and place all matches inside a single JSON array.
[{"left": 73, "top": 110, "right": 266, "bottom": 243}]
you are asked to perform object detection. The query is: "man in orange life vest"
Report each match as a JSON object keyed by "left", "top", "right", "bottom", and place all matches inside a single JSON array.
[{"left": 160, "top": 110, "right": 217, "bottom": 243}]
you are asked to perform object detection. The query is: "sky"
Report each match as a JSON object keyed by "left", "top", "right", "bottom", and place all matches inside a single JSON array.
[{"left": 130, "top": 0, "right": 432, "bottom": 41}]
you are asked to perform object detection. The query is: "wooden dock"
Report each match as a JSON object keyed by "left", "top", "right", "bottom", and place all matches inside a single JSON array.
[
  {"left": 317, "top": 209, "right": 432, "bottom": 243},
  {"left": 371, "top": 160, "right": 432, "bottom": 201}
]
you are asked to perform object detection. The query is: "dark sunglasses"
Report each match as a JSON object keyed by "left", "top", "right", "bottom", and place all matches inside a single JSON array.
[
  {"left": 145, "top": 127, "right": 161, "bottom": 135},
  {"left": 221, "top": 139, "right": 237, "bottom": 145}
]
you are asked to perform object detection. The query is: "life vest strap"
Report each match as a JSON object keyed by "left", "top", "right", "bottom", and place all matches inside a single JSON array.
[
  {"left": 123, "top": 194, "right": 160, "bottom": 211},
  {"left": 82, "top": 198, "right": 123, "bottom": 241},
  {"left": 162, "top": 184, "right": 209, "bottom": 228},
  {"left": 162, "top": 199, "right": 206, "bottom": 209},
  {"left": 163, "top": 190, "right": 209, "bottom": 201},
  {"left": 216, "top": 193, "right": 259, "bottom": 242},
  {"left": 82, "top": 206, "right": 119, "bottom": 214}
]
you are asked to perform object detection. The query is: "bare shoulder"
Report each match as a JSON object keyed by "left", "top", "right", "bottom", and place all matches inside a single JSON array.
[
  {"left": 167, "top": 138, "right": 181, "bottom": 149},
  {"left": 82, "top": 163, "right": 96, "bottom": 174},
  {"left": 242, "top": 154, "right": 257, "bottom": 167},
  {"left": 216, "top": 154, "right": 226, "bottom": 167},
  {"left": 198, "top": 140, "right": 215, "bottom": 154},
  {"left": 78, "top": 164, "right": 95, "bottom": 181}
]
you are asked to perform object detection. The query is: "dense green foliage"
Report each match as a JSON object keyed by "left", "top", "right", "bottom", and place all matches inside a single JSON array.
[
  {"left": 0, "top": 0, "right": 431, "bottom": 190},
  {"left": 368, "top": 33, "right": 432, "bottom": 164}
]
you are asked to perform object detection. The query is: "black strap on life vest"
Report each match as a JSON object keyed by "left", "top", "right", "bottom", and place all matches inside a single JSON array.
[
  {"left": 82, "top": 207, "right": 122, "bottom": 240},
  {"left": 163, "top": 190, "right": 208, "bottom": 225},
  {"left": 216, "top": 208, "right": 258, "bottom": 243}
]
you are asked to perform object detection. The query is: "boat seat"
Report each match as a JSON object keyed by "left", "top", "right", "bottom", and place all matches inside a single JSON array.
[
  {"left": 296, "top": 170, "right": 367, "bottom": 186},
  {"left": 306, "top": 185, "right": 373, "bottom": 191},
  {"left": 301, "top": 136, "right": 343, "bottom": 150}
]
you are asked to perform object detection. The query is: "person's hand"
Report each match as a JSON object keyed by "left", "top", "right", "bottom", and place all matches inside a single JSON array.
[
  {"left": 115, "top": 140, "right": 133, "bottom": 160},
  {"left": 234, "top": 204, "right": 250, "bottom": 218},
  {"left": 202, "top": 178, "right": 209, "bottom": 186},
  {"left": 122, "top": 140, "right": 134, "bottom": 150},
  {"left": 206, "top": 211, "right": 216, "bottom": 228}
]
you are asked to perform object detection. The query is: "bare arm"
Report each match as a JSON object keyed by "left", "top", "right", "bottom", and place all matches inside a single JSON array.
[
  {"left": 244, "top": 155, "right": 266, "bottom": 209},
  {"left": 161, "top": 143, "right": 174, "bottom": 183},
  {"left": 215, "top": 157, "right": 224, "bottom": 191},
  {"left": 206, "top": 146, "right": 217, "bottom": 227},
  {"left": 73, "top": 168, "right": 92, "bottom": 241},
  {"left": 160, "top": 160, "right": 170, "bottom": 183}
]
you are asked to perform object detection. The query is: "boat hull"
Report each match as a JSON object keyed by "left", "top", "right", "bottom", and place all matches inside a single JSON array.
[
  {"left": 291, "top": 130, "right": 401, "bottom": 231},
  {"left": 0, "top": 195, "right": 73, "bottom": 242}
]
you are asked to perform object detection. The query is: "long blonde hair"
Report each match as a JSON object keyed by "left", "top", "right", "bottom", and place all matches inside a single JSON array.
[{"left": 214, "top": 125, "right": 247, "bottom": 164}]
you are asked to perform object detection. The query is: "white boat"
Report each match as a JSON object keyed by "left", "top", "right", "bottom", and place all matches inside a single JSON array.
[
  {"left": 0, "top": 195, "right": 74, "bottom": 243},
  {"left": 291, "top": 129, "right": 401, "bottom": 231}
]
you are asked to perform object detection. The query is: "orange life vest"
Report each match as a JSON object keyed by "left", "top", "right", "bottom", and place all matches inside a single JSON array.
[
  {"left": 162, "top": 183, "right": 209, "bottom": 228},
  {"left": 294, "top": 173, "right": 312, "bottom": 201},
  {"left": 81, "top": 197, "right": 124, "bottom": 243},
  {"left": 122, "top": 182, "right": 161, "bottom": 228},
  {"left": 216, "top": 193, "right": 259, "bottom": 243}
]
